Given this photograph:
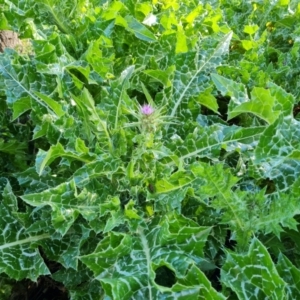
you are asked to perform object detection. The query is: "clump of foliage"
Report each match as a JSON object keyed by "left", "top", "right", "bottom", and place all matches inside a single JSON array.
[{"left": 1, "top": 0, "right": 300, "bottom": 299}]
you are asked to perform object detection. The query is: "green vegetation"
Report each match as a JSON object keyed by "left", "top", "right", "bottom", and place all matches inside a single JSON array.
[{"left": 1, "top": 0, "right": 300, "bottom": 299}]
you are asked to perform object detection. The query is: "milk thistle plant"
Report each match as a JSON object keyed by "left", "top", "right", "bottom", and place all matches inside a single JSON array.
[{"left": 1, "top": 0, "right": 300, "bottom": 299}]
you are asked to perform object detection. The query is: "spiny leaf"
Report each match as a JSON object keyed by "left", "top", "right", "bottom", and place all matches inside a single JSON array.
[
  {"left": 169, "top": 31, "right": 233, "bottom": 120},
  {"left": 212, "top": 74, "right": 295, "bottom": 123},
  {"left": 21, "top": 180, "right": 123, "bottom": 235},
  {"left": 80, "top": 213, "right": 214, "bottom": 300},
  {"left": 277, "top": 253, "right": 300, "bottom": 298},
  {"left": 254, "top": 116, "right": 300, "bottom": 191},
  {"left": 0, "top": 50, "right": 60, "bottom": 115},
  {"left": 21, "top": 180, "right": 80, "bottom": 236},
  {"left": 173, "top": 121, "right": 264, "bottom": 161},
  {"left": 0, "top": 203, "right": 50, "bottom": 281},
  {"left": 221, "top": 238, "right": 286, "bottom": 299},
  {"left": 35, "top": 142, "right": 95, "bottom": 176},
  {"left": 124, "top": 15, "right": 157, "bottom": 42},
  {"left": 34, "top": 91, "right": 65, "bottom": 117}
]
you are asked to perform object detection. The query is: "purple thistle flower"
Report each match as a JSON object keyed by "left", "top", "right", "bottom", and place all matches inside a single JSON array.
[{"left": 140, "top": 104, "right": 154, "bottom": 115}]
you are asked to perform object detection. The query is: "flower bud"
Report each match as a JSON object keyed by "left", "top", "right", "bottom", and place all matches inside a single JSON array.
[{"left": 140, "top": 104, "right": 154, "bottom": 115}]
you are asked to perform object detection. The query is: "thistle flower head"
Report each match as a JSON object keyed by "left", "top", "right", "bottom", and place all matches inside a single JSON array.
[
  {"left": 124, "top": 102, "right": 174, "bottom": 135},
  {"left": 140, "top": 104, "right": 154, "bottom": 115}
]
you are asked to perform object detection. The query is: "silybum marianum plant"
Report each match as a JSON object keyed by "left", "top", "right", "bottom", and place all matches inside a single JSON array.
[{"left": 1, "top": 0, "right": 300, "bottom": 299}]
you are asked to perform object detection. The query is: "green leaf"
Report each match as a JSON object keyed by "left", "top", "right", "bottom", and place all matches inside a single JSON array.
[
  {"left": 12, "top": 97, "right": 31, "bottom": 121},
  {"left": 155, "top": 171, "right": 197, "bottom": 194},
  {"left": 35, "top": 143, "right": 94, "bottom": 176},
  {"left": 121, "top": 15, "right": 157, "bottom": 42},
  {"left": 192, "top": 163, "right": 239, "bottom": 198},
  {"left": 0, "top": 50, "right": 61, "bottom": 116},
  {"left": 176, "top": 24, "right": 188, "bottom": 53},
  {"left": 111, "top": 65, "right": 135, "bottom": 130},
  {"left": 0, "top": 178, "right": 18, "bottom": 212},
  {"left": 254, "top": 116, "right": 300, "bottom": 191},
  {"left": 15, "top": 166, "right": 65, "bottom": 193},
  {"left": 151, "top": 170, "right": 203, "bottom": 212},
  {"left": 172, "top": 264, "right": 225, "bottom": 300},
  {"left": 80, "top": 213, "right": 214, "bottom": 299},
  {"left": 241, "top": 40, "right": 256, "bottom": 51},
  {"left": 0, "top": 203, "right": 50, "bottom": 281},
  {"left": 52, "top": 262, "right": 103, "bottom": 299},
  {"left": 235, "top": 87, "right": 280, "bottom": 124},
  {"left": 36, "top": 223, "right": 92, "bottom": 270},
  {"left": 212, "top": 74, "right": 295, "bottom": 123},
  {"left": 21, "top": 179, "right": 123, "bottom": 235},
  {"left": 222, "top": 238, "right": 286, "bottom": 299},
  {"left": 34, "top": 0, "right": 85, "bottom": 35},
  {"left": 189, "top": 163, "right": 253, "bottom": 246},
  {"left": 125, "top": 200, "right": 141, "bottom": 220},
  {"left": 21, "top": 181, "right": 80, "bottom": 236},
  {"left": 243, "top": 24, "right": 259, "bottom": 35},
  {"left": 73, "top": 156, "right": 121, "bottom": 188},
  {"left": 144, "top": 66, "right": 175, "bottom": 88},
  {"left": 267, "top": 81, "right": 295, "bottom": 117},
  {"left": 211, "top": 73, "right": 249, "bottom": 120},
  {"left": 175, "top": 120, "right": 264, "bottom": 161},
  {"left": 34, "top": 91, "right": 65, "bottom": 117},
  {"left": 197, "top": 87, "right": 219, "bottom": 114},
  {"left": 277, "top": 253, "right": 300, "bottom": 298},
  {"left": 2, "top": 1, "right": 300, "bottom": 298},
  {"left": 0, "top": 138, "right": 26, "bottom": 155},
  {"left": 84, "top": 36, "right": 114, "bottom": 78},
  {"left": 71, "top": 88, "right": 113, "bottom": 150},
  {"left": 168, "top": 31, "right": 233, "bottom": 121},
  {"left": 101, "top": 1, "right": 124, "bottom": 21},
  {"left": 75, "top": 138, "right": 89, "bottom": 154}
]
